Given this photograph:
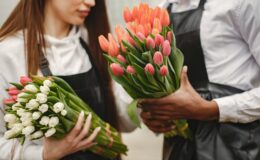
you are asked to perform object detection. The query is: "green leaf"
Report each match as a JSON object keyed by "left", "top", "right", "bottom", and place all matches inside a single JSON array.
[
  {"left": 10, "top": 83, "right": 24, "bottom": 90},
  {"left": 171, "top": 48, "right": 184, "bottom": 88},
  {"left": 141, "top": 51, "right": 153, "bottom": 63},
  {"left": 127, "top": 100, "right": 141, "bottom": 127},
  {"left": 128, "top": 52, "right": 146, "bottom": 67}
]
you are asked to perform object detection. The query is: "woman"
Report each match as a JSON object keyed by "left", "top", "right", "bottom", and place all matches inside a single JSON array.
[
  {"left": 140, "top": 0, "right": 260, "bottom": 160},
  {"left": 0, "top": 0, "right": 133, "bottom": 159}
]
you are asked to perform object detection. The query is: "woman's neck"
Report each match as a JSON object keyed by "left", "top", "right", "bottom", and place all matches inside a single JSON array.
[{"left": 44, "top": 6, "right": 71, "bottom": 39}]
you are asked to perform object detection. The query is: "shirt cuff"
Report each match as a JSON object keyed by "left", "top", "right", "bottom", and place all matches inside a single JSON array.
[
  {"left": 23, "top": 145, "right": 44, "bottom": 160},
  {"left": 214, "top": 96, "right": 239, "bottom": 123}
]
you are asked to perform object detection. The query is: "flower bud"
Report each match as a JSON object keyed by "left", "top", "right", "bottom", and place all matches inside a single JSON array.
[
  {"left": 145, "top": 63, "right": 155, "bottom": 75},
  {"left": 61, "top": 110, "right": 67, "bottom": 116},
  {"left": 39, "top": 104, "right": 49, "bottom": 113},
  {"left": 30, "top": 131, "right": 43, "bottom": 140},
  {"left": 153, "top": 51, "right": 163, "bottom": 65},
  {"left": 146, "top": 37, "right": 155, "bottom": 49},
  {"left": 36, "top": 93, "right": 47, "bottom": 104},
  {"left": 98, "top": 35, "right": 109, "bottom": 52},
  {"left": 17, "top": 108, "right": 26, "bottom": 117},
  {"left": 162, "top": 40, "right": 171, "bottom": 56},
  {"left": 110, "top": 63, "right": 124, "bottom": 76},
  {"left": 20, "top": 76, "right": 33, "bottom": 86},
  {"left": 12, "top": 123, "right": 23, "bottom": 133},
  {"left": 136, "top": 32, "right": 146, "bottom": 41},
  {"left": 4, "top": 98, "right": 15, "bottom": 105},
  {"left": 12, "top": 103, "right": 21, "bottom": 111},
  {"left": 4, "top": 130, "right": 16, "bottom": 139},
  {"left": 32, "top": 112, "right": 42, "bottom": 120},
  {"left": 160, "top": 65, "right": 168, "bottom": 76},
  {"left": 43, "top": 80, "right": 52, "bottom": 87},
  {"left": 22, "top": 126, "right": 35, "bottom": 136},
  {"left": 4, "top": 114, "right": 17, "bottom": 123},
  {"left": 8, "top": 89, "right": 20, "bottom": 96},
  {"left": 155, "top": 34, "right": 164, "bottom": 47},
  {"left": 117, "top": 55, "right": 127, "bottom": 64},
  {"left": 123, "top": 7, "right": 133, "bottom": 22},
  {"left": 53, "top": 102, "right": 64, "bottom": 113},
  {"left": 167, "top": 31, "right": 173, "bottom": 43},
  {"left": 45, "top": 128, "right": 56, "bottom": 137},
  {"left": 40, "top": 85, "right": 50, "bottom": 95},
  {"left": 26, "top": 99, "right": 39, "bottom": 110},
  {"left": 49, "top": 117, "right": 59, "bottom": 128},
  {"left": 40, "top": 116, "right": 50, "bottom": 126},
  {"left": 24, "top": 84, "right": 38, "bottom": 93},
  {"left": 126, "top": 66, "right": 136, "bottom": 74}
]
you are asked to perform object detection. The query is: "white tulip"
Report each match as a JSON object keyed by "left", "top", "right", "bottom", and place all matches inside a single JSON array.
[
  {"left": 12, "top": 123, "right": 23, "bottom": 133},
  {"left": 17, "top": 98, "right": 28, "bottom": 103},
  {"left": 53, "top": 102, "right": 64, "bottom": 113},
  {"left": 4, "top": 114, "right": 17, "bottom": 123},
  {"left": 43, "top": 80, "right": 52, "bottom": 87},
  {"left": 61, "top": 110, "right": 67, "bottom": 116},
  {"left": 40, "top": 116, "right": 50, "bottom": 126},
  {"left": 22, "top": 120, "right": 33, "bottom": 127},
  {"left": 49, "top": 117, "right": 59, "bottom": 128},
  {"left": 12, "top": 103, "right": 21, "bottom": 111},
  {"left": 36, "top": 93, "right": 47, "bottom": 104},
  {"left": 30, "top": 130, "right": 43, "bottom": 140},
  {"left": 4, "top": 130, "right": 16, "bottom": 139},
  {"left": 17, "top": 92, "right": 30, "bottom": 98},
  {"left": 24, "top": 84, "right": 38, "bottom": 93},
  {"left": 45, "top": 128, "right": 56, "bottom": 137},
  {"left": 39, "top": 104, "right": 48, "bottom": 113},
  {"left": 26, "top": 99, "right": 39, "bottom": 110},
  {"left": 32, "top": 112, "right": 42, "bottom": 120},
  {"left": 22, "top": 126, "right": 35, "bottom": 136},
  {"left": 17, "top": 108, "right": 26, "bottom": 116},
  {"left": 40, "top": 85, "right": 50, "bottom": 95}
]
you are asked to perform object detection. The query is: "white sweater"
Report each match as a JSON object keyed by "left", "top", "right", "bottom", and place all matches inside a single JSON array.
[{"left": 0, "top": 27, "right": 134, "bottom": 160}]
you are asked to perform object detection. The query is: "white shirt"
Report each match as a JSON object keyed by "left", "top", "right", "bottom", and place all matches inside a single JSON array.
[
  {"left": 160, "top": 0, "right": 260, "bottom": 123},
  {"left": 0, "top": 27, "right": 134, "bottom": 160}
]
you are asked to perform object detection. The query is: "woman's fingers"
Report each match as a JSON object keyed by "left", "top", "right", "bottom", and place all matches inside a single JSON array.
[
  {"left": 67, "top": 111, "right": 85, "bottom": 140},
  {"left": 78, "top": 127, "right": 101, "bottom": 149},
  {"left": 74, "top": 113, "right": 92, "bottom": 143}
]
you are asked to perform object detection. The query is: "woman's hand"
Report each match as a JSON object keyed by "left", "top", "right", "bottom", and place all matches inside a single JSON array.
[
  {"left": 42, "top": 111, "right": 101, "bottom": 160},
  {"left": 139, "top": 66, "right": 219, "bottom": 133}
]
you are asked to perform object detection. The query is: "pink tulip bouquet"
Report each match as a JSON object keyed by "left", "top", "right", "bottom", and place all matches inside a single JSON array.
[
  {"left": 98, "top": 3, "right": 191, "bottom": 138},
  {"left": 3, "top": 76, "right": 127, "bottom": 158}
]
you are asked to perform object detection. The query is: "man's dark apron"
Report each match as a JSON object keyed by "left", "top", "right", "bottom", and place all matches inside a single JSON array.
[
  {"left": 40, "top": 38, "right": 112, "bottom": 160},
  {"left": 165, "top": 1, "right": 260, "bottom": 160}
]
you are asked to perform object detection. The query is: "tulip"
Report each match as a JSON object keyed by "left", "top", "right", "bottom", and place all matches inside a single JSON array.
[
  {"left": 160, "top": 9, "right": 170, "bottom": 26},
  {"left": 40, "top": 116, "right": 50, "bottom": 126},
  {"left": 115, "top": 25, "right": 125, "bottom": 43},
  {"left": 22, "top": 126, "right": 35, "bottom": 136},
  {"left": 117, "top": 55, "right": 127, "bottom": 64},
  {"left": 24, "top": 84, "right": 38, "bottom": 93},
  {"left": 45, "top": 128, "right": 56, "bottom": 137},
  {"left": 61, "top": 110, "right": 67, "bottom": 116},
  {"left": 136, "top": 32, "right": 146, "bottom": 41},
  {"left": 127, "top": 34, "right": 136, "bottom": 47},
  {"left": 153, "top": 51, "right": 163, "bottom": 65},
  {"left": 120, "top": 42, "right": 127, "bottom": 52},
  {"left": 167, "top": 31, "right": 173, "bottom": 43},
  {"left": 145, "top": 63, "right": 155, "bottom": 75},
  {"left": 155, "top": 34, "right": 164, "bottom": 47},
  {"left": 123, "top": 7, "right": 133, "bottom": 22},
  {"left": 162, "top": 40, "right": 171, "bottom": 56},
  {"left": 53, "top": 102, "right": 64, "bottom": 113},
  {"left": 8, "top": 89, "right": 20, "bottom": 96},
  {"left": 49, "top": 117, "right": 59, "bottom": 128},
  {"left": 132, "top": 6, "right": 139, "bottom": 20},
  {"left": 39, "top": 104, "right": 49, "bottom": 113},
  {"left": 20, "top": 76, "right": 33, "bottom": 86},
  {"left": 11, "top": 95, "right": 17, "bottom": 101},
  {"left": 4, "top": 98, "right": 15, "bottom": 105},
  {"left": 4, "top": 114, "right": 17, "bottom": 123},
  {"left": 146, "top": 37, "right": 155, "bottom": 49},
  {"left": 126, "top": 66, "right": 136, "bottom": 74},
  {"left": 43, "top": 80, "right": 52, "bottom": 87},
  {"left": 153, "top": 18, "right": 162, "bottom": 33},
  {"left": 108, "top": 34, "right": 119, "bottom": 57},
  {"left": 136, "top": 24, "right": 145, "bottom": 36},
  {"left": 110, "top": 63, "right": 124, "bottom": 76},
  {"left": 160, "top": 65, "right": 168, "bottom": 76},
  {"left": 98, "top": 35, "right": 109, "bottom": 52}
]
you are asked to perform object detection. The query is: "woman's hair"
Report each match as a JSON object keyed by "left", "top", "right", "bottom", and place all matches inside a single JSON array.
[{"left": 0, "top": 0, "right": 119, "bottom": 129}]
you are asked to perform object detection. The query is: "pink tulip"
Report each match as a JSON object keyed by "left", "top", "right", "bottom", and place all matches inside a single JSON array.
[
  {"left": 20, "top": 76, "right": 32, "bottom": 86},
  {"left": 4, "top": 98, "right": 15, "bottom": 105},
  {"left": 123, "top": 7, "right": 133, "bottom": 22},
  {"left": 108, "top": 34, "right": 119, "bottom": 57},
  {"left": 160, "top": 65, "right": 168, "bottom": 76},
  {"left": 110, "top": 63, "right": 124, "bottom": 76},
  {"left": 117, "top": 55, "right": 127, "bottom": 64},
  {"left": 146, "top": 37, "right": 155, "bottom": 49},
  {"left": 162, "top": 40, "right": 171, "bottom": 56},
  {"left": 155, "top": 34, "right": 164, "bottom": 47},
  {"left": 167, "top": 31, "right": 173, "bottom": 43},
  {"left": 145, "top": 63, "right": 155, "bottom": 75},
  {"left": 8, "top": 89, "right": 20, "bottom": 96},
  {"left": 153, "top": 51, "right": 163, "bottom": 65},
  {"left": 126, "top": 66, "right": 136, "bottom": 74},
  {"left": 98, "top": 35, "right": 109, "bottom": 52},
  {"left": 136, "top": 32, "right": 146, "bottom": 41},
  {"left": 12, "top": 95, "right": 17, "bottom": 101}
]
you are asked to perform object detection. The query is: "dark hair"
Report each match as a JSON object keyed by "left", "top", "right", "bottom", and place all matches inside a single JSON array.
[{"left": 0, "top": 0, "right": 119, "bottom": 130}]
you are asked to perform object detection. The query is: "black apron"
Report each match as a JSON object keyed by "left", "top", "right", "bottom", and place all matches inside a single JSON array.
[
  {"left": 40, "top": 38, "right": 111, "bottom": 160},
  {"left": 165, "top": 1, "right": 260, "bottom": 160}
]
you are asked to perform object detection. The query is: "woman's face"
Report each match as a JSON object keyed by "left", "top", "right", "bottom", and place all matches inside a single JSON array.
[{"left": 46, "top": 0, "right": 95, "bottom": 25}]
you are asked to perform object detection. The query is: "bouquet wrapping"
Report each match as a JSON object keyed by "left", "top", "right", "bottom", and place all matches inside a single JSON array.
[
  {"left": 3, "top": 75, "right": 128, "bottom": 159},
  {"left": 98, "top": 3, "right": 191, "bottom": 138}
]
